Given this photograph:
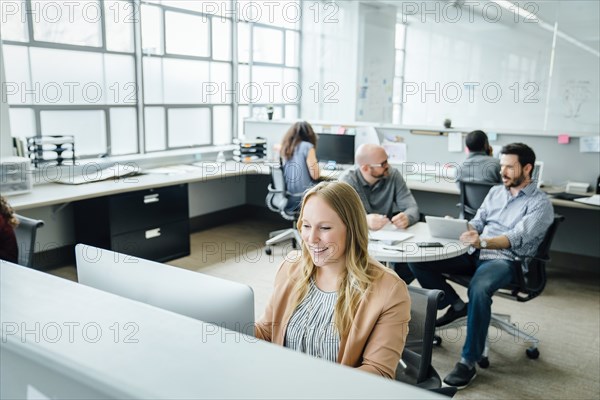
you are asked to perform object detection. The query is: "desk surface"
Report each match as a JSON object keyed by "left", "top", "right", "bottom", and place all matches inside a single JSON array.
[
  {"left": 369, "top": 222, "right": 469, "bottom": 263},
  {"left": 0, "top": 261, "right": 442, "bottom": 399},
  {"left": 6, "top": 162, "right": 598, "bottom": 212},
  {"left": 8, "top": 161, "right": 273, "bottom": 211}
]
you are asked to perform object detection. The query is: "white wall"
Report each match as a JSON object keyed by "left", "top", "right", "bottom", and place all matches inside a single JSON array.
[
  {"left": 355, "top": 3, "right": 396, "bottom": 123},
  {"left": 0, "top": 43, "right": 13, "bottom": 157},
  {"left": 300, "top": 1, "right": 360, "bottom": 122},
  {"left": 400, "top": 3, "right": 599, "bottom": 133}
]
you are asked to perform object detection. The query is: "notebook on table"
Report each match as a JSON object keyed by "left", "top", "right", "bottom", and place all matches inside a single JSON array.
[{"left": 369, "top": 223, "right": 414, "bottom": 243}]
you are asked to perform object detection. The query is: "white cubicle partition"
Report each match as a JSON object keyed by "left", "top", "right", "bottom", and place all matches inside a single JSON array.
[{"left": 0, "top": 261, "right": 443, "bottom": 400}]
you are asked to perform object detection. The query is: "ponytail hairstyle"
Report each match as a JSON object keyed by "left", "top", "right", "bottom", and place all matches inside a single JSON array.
[{"left": 280, "top": 121, "right": 318, "bottom": 161}]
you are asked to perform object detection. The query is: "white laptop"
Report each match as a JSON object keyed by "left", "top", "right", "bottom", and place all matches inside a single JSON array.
[{"left": 425, "top": 216, "right": 469, "bottom": 239}]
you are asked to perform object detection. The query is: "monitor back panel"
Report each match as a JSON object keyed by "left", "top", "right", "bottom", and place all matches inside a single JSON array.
[{"left": 75, "top": 244, "right": 255, "bottom": 336}]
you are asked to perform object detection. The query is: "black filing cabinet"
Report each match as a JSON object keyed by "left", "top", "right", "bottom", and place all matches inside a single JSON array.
[{"left": 74, "top": 184, "right": 190, "bottom": 262}]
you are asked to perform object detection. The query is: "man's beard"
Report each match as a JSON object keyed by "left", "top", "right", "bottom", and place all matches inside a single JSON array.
[
  {"left": 504, "top": 173, "right": 526, "bottom": 188},
  {"left": 371, "top": 169, "right": 388, "bottom": 180}
]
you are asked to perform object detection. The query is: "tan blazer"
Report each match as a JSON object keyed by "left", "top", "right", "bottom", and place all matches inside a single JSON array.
[{"left": 255, "top": 257, "right": 411, "bottom": 379}]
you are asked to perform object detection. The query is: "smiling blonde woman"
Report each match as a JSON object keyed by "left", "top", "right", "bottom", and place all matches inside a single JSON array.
[{"left": 255, "top": 181, "right": 411, "bottom": 379}]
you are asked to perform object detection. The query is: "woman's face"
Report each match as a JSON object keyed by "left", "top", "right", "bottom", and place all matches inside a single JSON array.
[{"left": 300, "top": 195, "right": 347, "bottom": 269}]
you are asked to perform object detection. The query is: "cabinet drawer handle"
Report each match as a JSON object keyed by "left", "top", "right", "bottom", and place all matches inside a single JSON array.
[
  {"left": 145, "top": 228, "right": 161, "bottom": 239},
  {"left": 144, "top": 194, "right": 159, "bottom": 204}
]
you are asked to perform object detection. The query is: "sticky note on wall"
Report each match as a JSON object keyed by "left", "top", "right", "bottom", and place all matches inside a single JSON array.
[{"left": 558, "top": 135, "right": 570, "bottom": 144}]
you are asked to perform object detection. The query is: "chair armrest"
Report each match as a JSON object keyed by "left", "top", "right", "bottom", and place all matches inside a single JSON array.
[{"left": 267, "top": 184, "right": 284, "bottom": 195}]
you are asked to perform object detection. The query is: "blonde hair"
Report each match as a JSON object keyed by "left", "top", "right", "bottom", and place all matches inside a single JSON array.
[
  {"left": 0, "top": 196, "right": 18, "bottom": 227},
  {"left": 286, "top": 181, "right": 383, "bottom": 337}
]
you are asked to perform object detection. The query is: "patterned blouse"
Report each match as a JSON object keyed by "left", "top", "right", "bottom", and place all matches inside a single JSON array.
[{"left": 284, "top": 278, "right": 340, "bottom": 362}]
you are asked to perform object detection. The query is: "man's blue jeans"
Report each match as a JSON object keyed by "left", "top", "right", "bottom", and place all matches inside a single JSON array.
[{"left": 409, "top": 253, "right": 517, "bottom": 363}]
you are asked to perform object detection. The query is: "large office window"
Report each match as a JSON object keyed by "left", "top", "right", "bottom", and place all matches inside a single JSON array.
[
  {"left": 3, "top": 0, "right": 138, "bottom": 157},
  {"left": 140, "top": 0, "right": 233, "bottom": 150},
  {"left": 236, "top": 0, "right": 301, "bottom": 137},
  {"left": 2, "top": 0, "right": 301, "bottom": 157}
]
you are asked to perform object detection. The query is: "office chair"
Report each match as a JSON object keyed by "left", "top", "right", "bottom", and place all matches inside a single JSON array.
[
  {"left": 396, "top": 286, "right": 457, "bottom": 398},
  {"left": 458, "top": 180, "right": 497, "bottom": 220},
  {"left": 437, "top": 214, "right": 565, "bottom": 367},
  {"left": 14, "top": 214, "right": 45, "bottom": 268},
  {"left": 264, "top": 164, "right": 303, "bottom": 256}
]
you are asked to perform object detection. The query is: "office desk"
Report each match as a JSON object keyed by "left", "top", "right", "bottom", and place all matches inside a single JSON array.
[
  {"left": 9, "top": 163, "right": 596, "bottom": 212},
  {"left": 9, "top": 161, "right": 273, "bottom": 211},
  {"left": 369, "top": 222, "right": 469, "bottom": 263},
  {"left": 1, "top": 261, "right": 442, "bottom": 400}
]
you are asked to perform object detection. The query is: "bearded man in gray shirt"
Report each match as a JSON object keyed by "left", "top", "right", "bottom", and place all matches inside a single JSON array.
[{"left": 339, "top": 143, "right": 420, "bottom": 283}]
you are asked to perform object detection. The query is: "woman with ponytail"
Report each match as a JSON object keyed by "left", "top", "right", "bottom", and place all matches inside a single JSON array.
[{"left": 279, "top": 121, "right": 320, "bottom": 211}]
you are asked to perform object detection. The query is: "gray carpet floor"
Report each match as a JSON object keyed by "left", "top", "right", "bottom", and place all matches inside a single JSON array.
[{"left": 50, "top": 218, "right": 600, "bottom": 399}]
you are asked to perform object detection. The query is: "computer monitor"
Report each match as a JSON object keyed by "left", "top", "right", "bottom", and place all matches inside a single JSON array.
[
  {"left": 316, "top": 133, "right": 355, "bottom": 165},
  {"left": 532, "top": 161, "right": 544, "bottom": 188},
  {"left": 75, "top": 244, "right": 255, "bottom": 336}
]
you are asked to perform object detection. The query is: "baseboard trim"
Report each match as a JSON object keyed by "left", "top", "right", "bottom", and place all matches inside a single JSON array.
[
  {"left": 548, "top": 251, "right": 599, "bottom": 271},
  {"left": 188, "top": 205, "right": 282, "bottom": 232},
  {"left": 32, "top": 246, "right": 75, "bottom": 271}
]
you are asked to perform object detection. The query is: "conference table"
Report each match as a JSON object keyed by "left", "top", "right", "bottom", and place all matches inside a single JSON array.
[{"left": 368, "top": 222, "right": 469, "bottom": 264}]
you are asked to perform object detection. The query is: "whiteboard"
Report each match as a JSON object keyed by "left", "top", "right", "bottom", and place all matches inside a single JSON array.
[{"left": 400, "top": 1, "right": 599, "bottom": 135}]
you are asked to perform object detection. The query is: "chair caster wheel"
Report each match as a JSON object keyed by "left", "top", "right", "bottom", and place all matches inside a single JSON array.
[
  {"left": 526, "top": 348, "right": 539, "bottom": 359},
  {"left": 477, "top": 357, "right": 490, "bottom": 368},
  {"left": 265, "top": 248, "right": 272, "bottom": 255},
  {"left": 433, "top": 335, "right": 442, "bottom": 346}
]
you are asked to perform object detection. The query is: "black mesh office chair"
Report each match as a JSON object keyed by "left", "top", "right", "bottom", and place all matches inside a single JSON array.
[
  {"left": 437, "top": 214, "right": 565, "bottom": 367},
  {"left": 458, "top": 180, "right": 497, "bottom": 220},
  {"left": 14, "top": 214, "right": 45, "bottom": 268},
  {"left": 396, "top": 286, "right": 457, "bottom": 398},
  {"left": 264, "top": 164, "right": 303, "bottom": 256}
]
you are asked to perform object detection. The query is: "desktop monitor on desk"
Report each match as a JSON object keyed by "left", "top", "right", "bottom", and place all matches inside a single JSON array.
[
  {"left": 316, "top": 133, "right": 355, "bottom": 165},
  {"left": 532, "top": 161, "right": 544, "bottom": 188},
  {"left": 75, "top": 244, "right": 255, "bottom": 336}
]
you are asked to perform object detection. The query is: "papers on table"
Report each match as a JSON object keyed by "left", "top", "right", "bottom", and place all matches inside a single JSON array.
[
  {"left": 368, "top": 242, "right": 406, "bottom": 255},
  {"left": 369, "top": 224, "right": 414, "bottom": 243},
  {"left": 574, "top": 194, "right": 600, "bottom": 206},
  {"left": 55, "top": 163, "right": 140, "bottom": 185}
]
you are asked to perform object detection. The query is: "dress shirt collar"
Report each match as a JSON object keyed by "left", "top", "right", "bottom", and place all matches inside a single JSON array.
[{"left": 503, "top": 181, "right": 537, "bottom": 198}]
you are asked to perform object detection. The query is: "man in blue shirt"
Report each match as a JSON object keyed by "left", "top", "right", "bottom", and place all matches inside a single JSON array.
[{"left": 409, "top": 143, "right": 554, "bottom": 389}]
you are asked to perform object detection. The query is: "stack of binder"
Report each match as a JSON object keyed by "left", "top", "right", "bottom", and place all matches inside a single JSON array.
[
  {"left": 233, "top": 138, "right": 267, "bottom": 163},
  {"left": 26, "top": 135, "right": 75, "bottom": 168}
]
